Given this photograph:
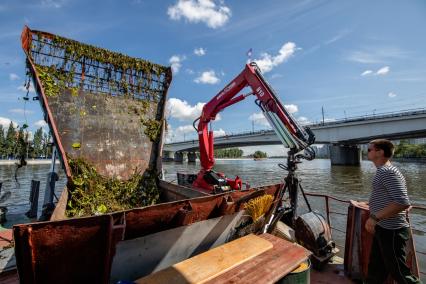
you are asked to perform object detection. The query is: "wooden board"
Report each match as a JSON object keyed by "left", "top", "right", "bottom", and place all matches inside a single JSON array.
[
  {"left": 135, "top": 234, "right": 273, "bottom": 284},
  {"left": 204, "top": 234, "right": 311, "bottom": 284}
]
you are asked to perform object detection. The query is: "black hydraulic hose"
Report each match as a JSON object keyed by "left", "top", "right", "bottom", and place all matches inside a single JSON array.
[
  {"left": 193, "top": 117, "right": 200, "bottom": 132},
  {"left": 299, "top": 182, "right": 312, "bottom": 212}
]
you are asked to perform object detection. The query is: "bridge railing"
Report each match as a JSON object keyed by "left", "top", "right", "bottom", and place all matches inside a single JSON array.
[
  {"left": 310, "top": 107, "right": 426, "bottom": 127},
  {"left": 166, "top": 107, "right": 426, "bottom": 145}
]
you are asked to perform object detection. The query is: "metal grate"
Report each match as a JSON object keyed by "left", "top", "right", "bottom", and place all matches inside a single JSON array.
[{"left": 27, "top": 30, "right": 169, "bottom": 102}]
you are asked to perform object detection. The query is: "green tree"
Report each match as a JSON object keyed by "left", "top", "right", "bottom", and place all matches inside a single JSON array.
[
  {"left": 33, "top": 127, "right": 44, "bottom": 158},
  {"left": 42, "top": 131, "right": 52, "bottom": 158},
  {"left": 5, "top": 122, "right": 16, "bottom": 158},
  {"left": 394, "top": 140, "right": 426, "bottom": 158},
  {"left": 16, "top": 126, "right": 29, "bottom": 159},
  {"left": 253, "top": 150, "right": 267, "bottom": 159},
  {"left": 0, "top": 125, "right": 5, "bottom": 158},
  {"left": 214, "top": 148, "right": 243, "bottom": 158}
]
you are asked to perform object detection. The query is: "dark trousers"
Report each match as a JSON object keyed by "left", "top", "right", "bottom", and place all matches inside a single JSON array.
[{"left": 366, "top": 225, "right": 422, "bottom": 284}]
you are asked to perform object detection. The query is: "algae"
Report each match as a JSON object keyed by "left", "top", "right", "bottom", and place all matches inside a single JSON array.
[{"left": 66, "top": 157, "right": 160, "bottom": 217}]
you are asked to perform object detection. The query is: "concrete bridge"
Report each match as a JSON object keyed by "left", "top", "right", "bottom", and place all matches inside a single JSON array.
[{"left": 164, "top": 108, "right": 426, "bottom": 165}]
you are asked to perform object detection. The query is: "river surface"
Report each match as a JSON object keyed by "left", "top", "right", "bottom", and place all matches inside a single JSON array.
[{"left": 1, "top": 158, "right": 425, "bottom": 279}]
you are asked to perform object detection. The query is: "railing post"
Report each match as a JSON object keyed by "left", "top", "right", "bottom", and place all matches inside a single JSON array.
[
  {"left": 26, "top": 180, "right": 40, "bottom": 218},
  {"left": 325, "top": 195, "right": 331, "bottom": 229}
]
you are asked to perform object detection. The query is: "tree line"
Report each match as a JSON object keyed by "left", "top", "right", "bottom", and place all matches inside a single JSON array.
[
  {"left": 0, "top": 122, "right": 52, "bottom": 160},
  {"left": 213, "top": 148, "right": 268, "bottom": 159},
  {"left": 214, "top": 148, "right": 243, "bottom": 158},
  {"left": 394, "top": 140, "right": 426, "bottom": 158}
]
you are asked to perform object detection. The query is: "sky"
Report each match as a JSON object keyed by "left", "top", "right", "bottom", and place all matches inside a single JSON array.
[{"left": 1, "top": 0, "right": 426, "bottom": 156}]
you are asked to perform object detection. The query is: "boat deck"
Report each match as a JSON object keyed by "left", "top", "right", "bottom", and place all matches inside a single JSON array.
[
  {"left": 1, "top": 227, "right": 357, "bottom": 284},
  {"left": 311, "top": 256, "right": 357, "bottom": 284},
  {"left": 0, "top": 259, "right": 357, "bottom": 284}
]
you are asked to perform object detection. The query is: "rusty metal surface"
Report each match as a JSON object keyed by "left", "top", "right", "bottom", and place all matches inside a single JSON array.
[
  {"left": 124, "top": 184, "right": 281, "bottom": 240},
  {"left": 12, "top": 183, "right": 281, "bottom": 283},
  {"left": 343, "top": 202, "right": 419, "bottom": 282},
  {"left": 295, "top": 211, "right": 333, "bottom": 257},
  {"left": 21, "top": 26, "right": 172, "bottom": 180},
  {"left": 13, "top": 215, "right": 117, "bottom": 284},
  {"left": 48, "top": 89, "right": 160, "bottom": 178}
]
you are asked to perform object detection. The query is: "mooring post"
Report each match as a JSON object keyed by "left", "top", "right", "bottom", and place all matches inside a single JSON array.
[
  {"left": 26, "top": 180, "right": 40, "bottom": 218},
  {"left": 39, "top": 147, "right": 59, "bottom": 221}
]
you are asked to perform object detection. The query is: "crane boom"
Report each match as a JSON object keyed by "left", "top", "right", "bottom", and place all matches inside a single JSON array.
[{"left": 193, "top": 62, "right": 315, "bottom": 192}]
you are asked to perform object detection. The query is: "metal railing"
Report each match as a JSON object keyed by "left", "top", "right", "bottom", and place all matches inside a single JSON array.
[
  {"left": 166, "top": 107, "right": 426, "bottom": 144},
  {"left": 304, "top": 191, "right": 426, "bottom": 278}
]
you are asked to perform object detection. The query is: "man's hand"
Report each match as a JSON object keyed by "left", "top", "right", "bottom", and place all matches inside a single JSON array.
[{"left": 365, "top": 217, "right": 377, "bottom": 234}]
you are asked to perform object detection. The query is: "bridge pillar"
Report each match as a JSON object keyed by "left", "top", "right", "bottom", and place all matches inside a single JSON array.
[
  {"left": 329, "top": 144, "right": 361, "bottom": 166},
  {"left": 163, "top": 151, "right": 174, "bottom": 161},
  {"left": 187, "top": 152, "right": 197, "bottom": 163},
  {"left": 174, "top": 152, "right": 184, "bottom": 163}
]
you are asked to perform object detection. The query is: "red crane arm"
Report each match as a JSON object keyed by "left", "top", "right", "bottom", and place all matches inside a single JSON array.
[{"left": 194, "top": 62, "right": 315, "bottom": 192}]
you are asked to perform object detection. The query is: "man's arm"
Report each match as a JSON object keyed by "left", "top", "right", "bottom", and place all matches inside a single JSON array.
[{"left": 365, "top": 202, "right": 410, "bottom": 234}]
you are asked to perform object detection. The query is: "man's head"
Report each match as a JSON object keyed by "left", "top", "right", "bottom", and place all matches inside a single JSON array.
[{"left": 367, "top": 139, "right": 394, "bottom": 163}]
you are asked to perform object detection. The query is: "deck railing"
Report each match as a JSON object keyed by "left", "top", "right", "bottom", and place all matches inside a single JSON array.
[{"left": 304, "top": 192, "right": 426, "bottom": 279}]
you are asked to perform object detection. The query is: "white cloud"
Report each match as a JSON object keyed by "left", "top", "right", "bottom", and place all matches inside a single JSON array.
[
  {"left": 165, "top": 124, "right": 196, "bottom": 142},
  {"left": 169, "top": 55, "right": 185, "bottom": 74},
  {"left": 284, "top": 104, "right": 298, "bottom": 114},
  {"left": 194, "top": 47, "right": 206, "bottom": 56},
  {"left": 270, "top": 73, "right": 283, "bottom": 79},
  {"left": 376, "top": 66, "right": 390, "bottom": 75},
  {"left": 324, "top": 118, "right": 336, "bottom": 123},
  {"left": 8, "top": 108, "right": 34, "bottom": 115},
  {"left": 361, "top": 70, "right": 373, "bottom": 76},
  {"left": 176, "top": 124, "right": 194, "bottom": 132},
  {"left": 297, "top": 116, "right": 311, "bottom": 126},
  {"left": 213, "top": 128, "right": 226, "bottom": 137},
  {"left": 0, "top": 117, "right": 18, "bottom": 128},
  {"left": 17, "top": 82, "right": 35, "bottom": 93},
  {"left": 361, "top": 66, "right": 390, "bottom": 77},
  {"left": 249, "top": 105, "right": 298, "bottom": 127},
  {"left": 194, "top": 70, "right": 220, "bottom": 84},
  {"left": 41, "top": 0, "right": 67, "bottom": 8},
  {"left": 388, "top": 92, "right": 397, "bottom": 98},
  {"left": 249, "top": 112, "right": 269, "bottom": 127},
  {"left": 9, "top": 73, "right": 19, "bottom": 80},
  {"left": 34, "top": 120, "right": 47, "bottom": 127},
  {"left": 167, "top": 0, "right": 231, "bottom": 29},
  {"left": 166, "top": 98, "right": 205, "bottom": 121},
  {"left": 347, "top": 47, "right": 407, "bottom": 64},
  {"left": 253, "top": 42, "right": 298, "bottom": 73},
  {"left": 186, "top": 68, "right": 195, "bottom": 74}
]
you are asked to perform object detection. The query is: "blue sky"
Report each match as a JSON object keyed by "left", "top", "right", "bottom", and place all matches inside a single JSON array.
[{"left": 1, "top": 0, "right": 426, "bottom": 155}]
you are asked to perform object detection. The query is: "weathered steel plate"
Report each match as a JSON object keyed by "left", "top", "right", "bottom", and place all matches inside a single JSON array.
[{"left": 21, "top": 26, "right": 172, "bottom": 180}]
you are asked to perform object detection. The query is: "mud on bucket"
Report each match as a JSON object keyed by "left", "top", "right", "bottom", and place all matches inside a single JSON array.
[{"left": 277, "top": 259, "right": 311, "bottom": 284}]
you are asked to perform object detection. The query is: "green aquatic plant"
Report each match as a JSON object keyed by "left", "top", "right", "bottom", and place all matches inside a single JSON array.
[
  {"left": 142, "top": 118, "right": 163, "bottom": 142},
  {"left": 66, "top": 157, "right": 160, "bottom": 217}
]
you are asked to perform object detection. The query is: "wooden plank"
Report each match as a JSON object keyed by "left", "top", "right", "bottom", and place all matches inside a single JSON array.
[
  {"left": 205, "top": 234, "right": 311, "bottom": 284},
  {"left": 135, "top": 234, "right": 273, "bottom": 284}
]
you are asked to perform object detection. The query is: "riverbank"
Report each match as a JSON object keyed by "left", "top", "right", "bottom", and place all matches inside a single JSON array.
[
  {"left": 392, "top": 157, "right": 426, "bottom": 163},
  {"left": 0, "top": 159, "right": 58, "bottom": 165}
]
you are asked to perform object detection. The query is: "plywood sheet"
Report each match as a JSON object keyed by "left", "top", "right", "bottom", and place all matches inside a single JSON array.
[{"left": 135, "top": 234, "right": 273, "bottom": 284}]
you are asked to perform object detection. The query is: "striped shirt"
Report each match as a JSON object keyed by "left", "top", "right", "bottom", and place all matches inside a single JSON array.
[{"left": 369, "top": 164, "right": 410, "bottom": 229}]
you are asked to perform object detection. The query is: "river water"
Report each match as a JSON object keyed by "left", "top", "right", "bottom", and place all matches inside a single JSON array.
[
  {"left": 163, "top": 158, "right": 426, "bottom": 279},
  {"left": 1, "top": 158, "right": 425, "bottom": 278}
]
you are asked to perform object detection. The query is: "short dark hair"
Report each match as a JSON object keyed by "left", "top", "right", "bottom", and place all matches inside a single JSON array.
[{"left": 369, "top": 139, "right": 395, "bottom": 158}]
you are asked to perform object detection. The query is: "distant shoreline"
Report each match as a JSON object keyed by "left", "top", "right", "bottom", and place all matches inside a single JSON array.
[{"left": 0, "top": 159, "right": 59, "bottom": 165}]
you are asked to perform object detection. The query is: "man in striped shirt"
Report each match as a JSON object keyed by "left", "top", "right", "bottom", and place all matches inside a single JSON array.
[{"left": 365, "top": 139, "right": 421, "bottom": 283}]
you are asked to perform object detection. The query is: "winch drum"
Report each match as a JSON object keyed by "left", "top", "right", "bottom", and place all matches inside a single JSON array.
[{"left": 294, "top": 211, "right": 334, "bottom": 257}]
